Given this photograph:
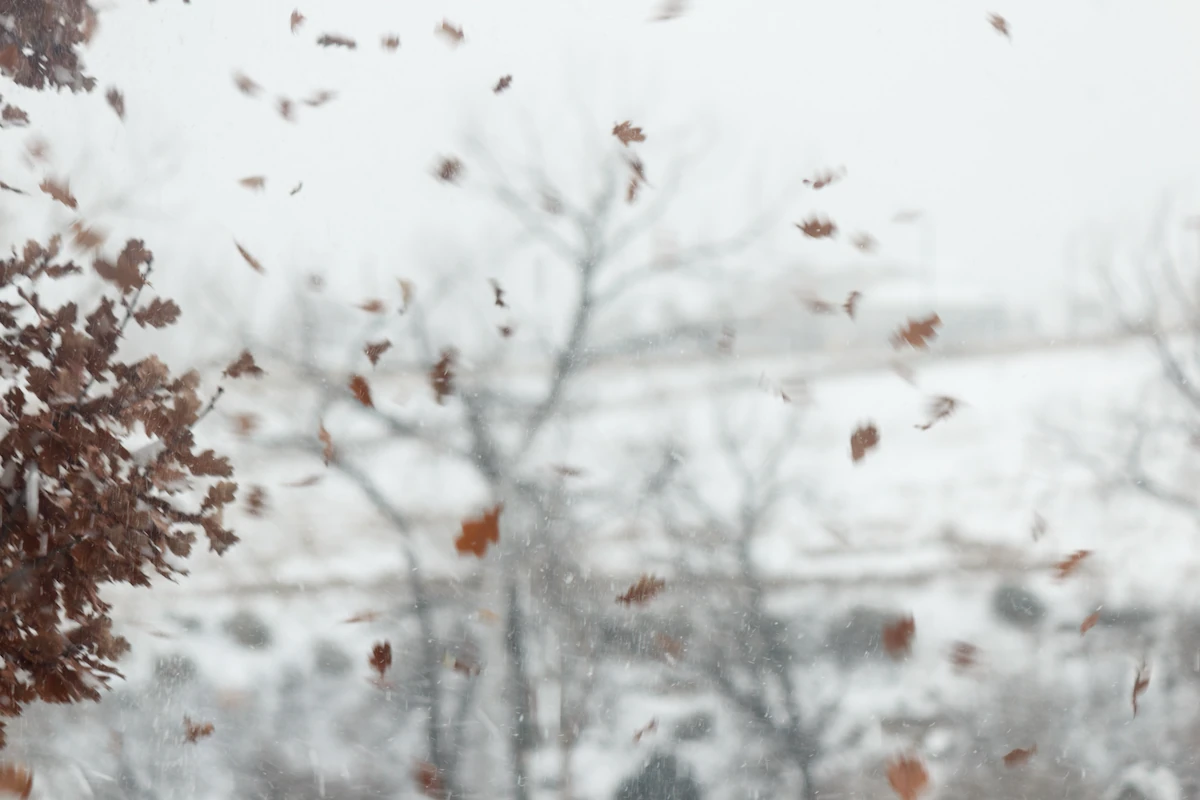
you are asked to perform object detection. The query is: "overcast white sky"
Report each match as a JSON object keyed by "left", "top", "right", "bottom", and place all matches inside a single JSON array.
[{"left": 3, "top": 0, "right": 1199, "bottom": 344}]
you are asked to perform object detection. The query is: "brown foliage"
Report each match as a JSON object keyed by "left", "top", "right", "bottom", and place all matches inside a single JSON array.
[
  {"left": 234, "top": 241, "right": 265, "bottom": 274},
  {"left": 0, "top": 763, "right": 32, "bottom": 798},
  {"left": 613, "top": 121, "right": 647, "bottom": 146},
  {"left": 430, "top": 349, "right": 457, "bottom": 404},
  {"left": 290, "top": 10, "right": 305, "bottom": 33},
  {"left": 796, "top": 216, "right": 837, "bottom": 239},
  {"left": 414, "top": 761, "right": 447, "bottom": 799},
  {"left": 1080, "top": 610, "right": 1100, "bottom": 636},
  {"left": 104, "top": 88, "right": 125, "bottom": 120},
  {"left": 850, "top": 422, "right": 880, "bottom": 462},
  {"left": 348, "top": 375, "right": 373, "bottom": 408},
  {"left": 803, "top": 167, "right": 845, "bottom": 189},
  {"left": 843, "top": 290, "right": 862, "bottom": 319},
  {"left": 364, "top": 339, "right": 392, "bottom": 366},
  {"left": 436, "top": 20, "right": 465, "bottom": 44},
  {"left": 0, "top": 237, "right": 238, "bottom": 746},
  {"left": 633, "top": 718, "right": 658, "bottom": 742},
  {"left": 1054, "top": 549, "right": 1091, "bottom": 580},
  {"left": 382, "top": 35, "right": 400, "bottom": 51},
  {"left": 882, "top": 615, "right": 915, "bottom": 658},
  {"left": 493, "top": 75, "right": 512, "bottom": 93},
  {"left": 890, "top": 314, "right": 942, "bottom": 350},
  {"left": 318, "top": 423, "right": 335, "bottom": 465},
  {"left": 887, "top": 755, "right": 929, "bottom": 800},
  {"left": 223, "top": 350, "right": 264, "bottom": 379},
  {"left": 233, "top": 72, "right": 261, "bottom": 96},
  {"left": 617, "top": 575, "right": 666, "bottom": 606},
  {"left": 950, "top": 641, "right": 978, "bottom": 670},
  {"left": 1132, "top": 660, "right": 1150, "bottom": 717},
  {"left": 489, "top": 279, "right": 507, "bottom": 308},
  {"left": 39, "top": 178, "right": 78, "bottom": 210},
  {"left": 183, "top": 716, "right": 214, "bottom": 743},
  {"left": 915, "top": 396, "right": 959, "bottom": 430},
  {"left": 0, "top": 0, "right": 96, "bottom": 94},
  {"left": 369, "top": 641, "right": 392, "bottom": 680},
  {"left": 238, "top": 176, "right": 265, "bottom": 191},
  {"left": 988, "top": 13, "right": 1011, "bottom": 39},
  {"left": 1003, "top": 744, "right": 1036, "bottom": 767},
  {"left": 456, "top": 504, "right": 502, "bottom": 558},
  {"left": 303, "top": 89, "right": 336, "bottom": 108},
  {"left": 245, "top": 485, "right": 267, "bottom": 517},
  {"left": 435, "top": 157, "right": 463, "bottom": 184}
]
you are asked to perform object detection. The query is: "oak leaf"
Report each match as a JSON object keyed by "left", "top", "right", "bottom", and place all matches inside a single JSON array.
[
  {"left": 245, "top": 485, "right": 267, "bottom": 517},
  {"left": 0, "top": 763, "right": 33, "bottom": 798},
  {"left": 890, "top": 314, "right": 941, "bottom": 350},
  {"left": 365, "top": 339, "right": 392, "bottom": 366},
  {"left": 887, "top": 755, "right": 929, "bottom": 800},
  {"left": 436, "top": 20, "right": 465, "bottom": 44},
  {"left": 1132, "top": 660, "right": 1150, "bottom": 717},
  {"left": 40, "top": 178, "right": 78, "bottom": 209},
  {"left": 617, "top": 574, "right": 666, "bottom": 606},
  {"left": 317, "top": 34, "right": 357, "bottom": 49},
  {"left": 613, "top": 121, "right": 646, "bottom": 146},
  {"left": 457, "top": 504, "right": 502, "bottom": 558},
  {"left": 988, "top": 13, "right": 1011, "bottom": 40},
  {"left": 349, "top": 374, "right": 373, "bottom": 407},
  {"left": 435, "top": 157, "right": 463, "bottom": 183},
  {"left": 430, "top": 349, "right": 457, "bottom": 403},
  {"left": 843, "top": 290, "right": 862, "bottom": 319},
  {"left": 493, "top": 75, "right": 512, "bottom": 93},
  {"left": 224, "top": 350, "right": 264, "bottom": 379},
  {"left": 916, "top": 396, "right": 959, "bottom": 430},
  {"left": 850, "top": 422, "right": 879, "bottom": 463},
  {"left": 882, "top": 615, "right": 915, "bottom": 658},
  {"left": 183, "top": 717, "right": 214, "bottom": 743},
  {"left": 1080, "top": 610, "right": 1100, "bottom": 636},
  {"left": 796, "top": 216, "right": 837, "bottom": 239},
  {"left": 70, "top": 220, "right": 106, "bottom": 250},
  {"left": 369, "top": 641, "right": 392, "bottom": 680},
  {"left": 290, "top": 9, "right": 305, "bottom": 33},
  {"left": 233, "top": 72, "right": 261, "bottom": 96},
  {"left": 105, "top": 88, "right": 125, "bottom": 120},
  {"left": 133, "top": 297, "right": 181, "bottom": 329},
  {"left": 1003, "top": 745, "right": 1036, "bottom": 767},
  {"left": 1054, "top": 549, "right": 1090, "bottom": 580},
  {"left": 94, "top": 238, "right": 151, "bottom": 294},
  {"left": 234, "top": 241, "right": 265, "bottom": 273}
]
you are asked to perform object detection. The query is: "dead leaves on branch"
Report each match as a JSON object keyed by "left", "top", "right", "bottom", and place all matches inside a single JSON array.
[
  {"left": 617, "top": 575, "right": 666, "bottom": 606},
  {"left": 891, "top": 314, "right": 942, "bottom": 350},
  {"left": 223, "top": 350, "right": 264, "bottom": 379},
  {"left": 850, "top": 422, "right": 880, "bottom": 463},
  {"left": 290, "top": 10, "right": 305, "bottom": 33},
  {"left": 887, "top": 755, "right": 929, "bottom": 800},
  {"left": 796, "top": 216, "right": 837, "bottom": 239},
  {"left": 105, "top": 88, "right": 125, "bottom": 120},
  {"left": 457, "top": 504, "right": 502, "bottom": 558},
  {"left": 613, "top": 121, "right": 647, "bottom": 147},
  {"left": 39, "top": 178, "right": 78, "bottom": 209}
]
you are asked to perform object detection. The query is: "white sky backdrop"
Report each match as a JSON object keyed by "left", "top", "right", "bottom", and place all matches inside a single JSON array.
[{"left": 2, "top": 0, "right": 1199, "bottom": 359}]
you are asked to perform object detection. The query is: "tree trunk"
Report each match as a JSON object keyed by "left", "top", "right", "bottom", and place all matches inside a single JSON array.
[{"left": 506, "top": 577, "right": 534, "bottom": 800}]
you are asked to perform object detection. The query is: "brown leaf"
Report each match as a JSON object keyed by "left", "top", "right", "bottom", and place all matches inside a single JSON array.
[
  {"left": 617, "top": 575, "right": 666, "bottom": 606},
  {"left": 398, "top": 278, "right": 415, "bottom": 312},
  {"left": 234, "top": 241, "right": 265, "bottom": 273},
  {"left": 890, "top": 314, "right": 942, "bottom": 350},
  {"left": 493, "top": 75, "right": 512, "bottom": 93},
  {"left": 796, "top": 216, "right": 837, "bottom": 239},
  {"left": 290, "top": 181, "right": 303, "bottom": 195},
  {"left": 414, "top": 761, "right": 447, "bottom": 799},
  {"left": 364, "top": 339, "right": 392, "bottom": 366},
  {"left": 489, "top": 279, "right": 507, "bottom": 308},
  {"left": 232, "top": 413, "right": 259, "bottom": 437},
  {"left": 344, "top": 610, "right": 382, "bottom": 624},
  {"left": 349, "top": 374, "right": 374, "bottom": 407},
  {"left": 224, "top": 350, "right": 265, "bottom": 379},
  {"left": 850, "top": 423, "right": 880, "bottom": 463},
  {"left": 0, "top": 103, "right": 29, "bottom": 127},
  {"left": 1132, "top": 659, "right": 1150, "bottom": 716},
  {"left": 94, "top": 239, "right": 151, "bottom": 293},
  {"left": 499, "top": 325, "right": 514, "bottom": 338},
  {"left": 319, "top": 423, "right": 335, "bottom": 465},
  {"left": 277, "top": 97, "right": 294, "bottom": 121},
  {"left": 802, "top": 296, "right": 837, "bottom": 315},
  {"left": 233, "top": 72, "right": 261, "bottom": 96},
  {"left": 245, "top": 485, "right": 267, "bottom": 517},
  {"left": 887, "top": 755, "right": 929, "bottom": 800},
  {"left": 613, "top": 121, "right": 647, "bottom": 146},
  {"left": 40, "top": 178, "right": 78, "bottom": 209},
  {"left": 382, "top": 35, "right": 401, "bottom": 51},
  {"left": 851, "top": 233, "right": 878, "bottom": 252},
  {"left": 285, "top": 474, "right": 322, "bottom": 488},
  {"left": 70, "top": 220, "right": 106, "bottom": 250},
  {"left": 369, "top": 641, "right": 392, "bottom": 680},
  {"left": 803, "top": 167, "right": 845, "bottom": 189},
  {"left": 0, "top": 763, "right": 33, "bottom": 798},
  {"left": 627, "top": 176, "right": 641, "bottom": 204},
  {"left": 988, "top": 13, "right": 1011, "bottom": 40},
  {"left": 304, "top": 89, "right": 337, "bottom": 107},
  {"left": 950, "top": 641, "right": 978, "bottom": 670},
  {"left": 843, "top": 290, "right": 862, "bottom": 319},
  {"left": 317, "top": 33, "right": 357, "bottom": 49},
  {"left": 1054, "top": 550, "right": 1091, "bottom": 581},
  {"left": 882, "top": 615, "right": 915, "bottom": 658},
  {"left": 105, "top": 87, "right": 125, "bottom": 120},
  {"left": 183, "top": 716, "right": 214, "bottom": 743},
  {"left": 133, "top": 297, "right": 181, "bottom": 329},
  {"left": 436, "top": 20, "right": 465, "bottom": 44},
  {"left": 633, "top": 719, "right": 658, "bottom": 742},
  {"left": 456, "top": 504, "right": 502, "bottom": 558},
  {"left": 1003, "top": 745, "right": 1036, "bottom": 767},
  {"left": 915, "top": 396, "right": 959, "bottom": 431},
  {"left": 435, "top": 157, "right": 463, "bottom": 184},
  {"left": 358, "top": 298, "right": 386, "bottom": 313},
  {"left": 430, "top": 349, "right": 457, "bottom": 404},
  {"left": 239, "top": 176, "right": 266, "bottom": 191},
  {"left": 443, "top": 652, "right": 482, "bottom": 677},
  {"left": 1080, "top": 610, "right": 1101, "bottom": 636},
  {"left": 290, "top": 9, "right": 305, "bottom": 33}
]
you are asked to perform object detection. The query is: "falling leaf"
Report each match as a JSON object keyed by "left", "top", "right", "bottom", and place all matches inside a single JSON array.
[
  {"left": 69, "top": 220, "right": 106, "bottom": 250},
  {"left": 626, "top": 176, "right": 641, "bottom": 204},
  {"left": 633, "top": 719, "right": 658, "bottom": 742},
  {"left": 369, "top": 641, "right": 392, "bottom": 680},
  {"left": 234, "top": 241, "right": 265, "bottom": 273},
  {"left": 988, "top": 13, "right": 1011, "bottom": 40},
  {"left": 850, "top": 423, "right": 880, "bottom": 463},
  {"left": 456, "top": 504, "right": 502, "bottom": 558},
  {"left": 133, "top": 297, "right": 181, "bottom": 328},
  {"left": 285, "top": 474, "right": 322, "bottom": 488},
  {"left": 382, "top": 34, "right": 401, "bottom": 51},
  {"left": 803, "top": 167, "right": 845, "bottom": 189},
  {"left": 493, "top": 74, "right": 512, "bottom": 93},
  {"left": 887, "top": 755, "right": 929, "bottom": 800},
  {"left": 915, "top": 396, "right": 959, "bottom": 431},
  {"left": 290, "top": 9, "right": 305, "bottom": 33},
  {"left": 233, "top": 72, "right": 261, "bottom": 96},
  {"left": 183, "top": 717, "right": 214, "bottom": 743},
  {"left": 239, "top": 175, "right": 266, "bottom": 191},
  {"left": 39, "top": 178, "right": 78, "bottom": 209},
  {"left": 443, "top": 652, "right": 482, "bottom": 677},
  {"left": 1031, "top": 512, "right": 1047, "bottom": 541},
  {"left": 1080, "top": 610, "right": 1101, "bottom": 636},
  {"left": 430, "top": 349, "right": 457, "bottom": 404},
  {"left": 344, "top": 610, "right": 382, "bottom": 624},
  {"left": 364, "top": 339, "right": 392, "bottom": 366},
  {"left": 499, "top": 325, "right": 514, "bottom": 338},
  {"left": 890, "top": 314, "right": 942, "bottom": 350},
  {"left": 105, "top": 87, "right": 125, "bottom": 120},
  {"left": 0, "top": 763, "right": 33, "bottom": 798},
  {"left": 802, "top": 295, "right": 837, "bottom": 315},
  {"left": 1003, "top": 745, "right": 1036, "bottom": 767},
  {"left": 796, "top": 216, "right": 837, "bottom": 239},
  {"left": 0, "top": 45, "right": 21, "bottom": 78},
  {"left": 435, "top": 157, "right": 463, "bottom": 184},
  {"left": 317, "top": 33, "right": 357, "bottom": 49},
  {"left": 950, "top": 641, "right": 978, "bottom": 670},
  {"left": 232, "top": 413, "right": 259, "bottom": 437},
  {"left": 290, "top": 181, "right": 303, "bottom": 195},
  {"left": 489, "top": 279, "right": 507, "bottom": 308},
  {"left": 617, "top": 575, "right": 666, "bottom": 606},
  {"left": 277, "top": 97, "right": 294, "bottom": 121},
  {"left": 358, "top": 298, "right": 386, "bottom": 313},
  {"left": 843, "top": 290, "right": 862, "bottom": 319},
  {"left": 851, "top": 233, "right": 878, "bottom": 252},
  {"left": 436, "top": 20, "right": 465, "bottom": 44},
  {"left": 398, "top": 278, "right": 415, "bottom": 312},
  {"left": 882, "top": 615, "right": 915, "bottom": 658},
  {"left": 245, "top": 485, "right": 267, "bottom": 517},
  {"left": 318, "top": 423, "right": 335, "bottom": 465},
  {"left": 0, "top": 179, "right": 25, "bottom": 194},
  {"left": 0, "top": 103, "right": 28, "bottom": 127},
  {"left": 349, "top": 375, "right": 374, "bottom": 407},
  {"left": 224, "top": 349, "right": 265, "bottom": 379},
  {"left": 1054, "top": 550, "right": 1091, "bottom": 581},
  {"left": 304, "top": 89, "right": 337, "bottom": 107},
  {"left": 414, "top": 762, "right": 447, "bottom": 800},
  {"left": 613, "top": 121, "right": 647, "bottom": 146},
  {"left": 1132, "top": 660, "right": 1150, "bottom": 717}
]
